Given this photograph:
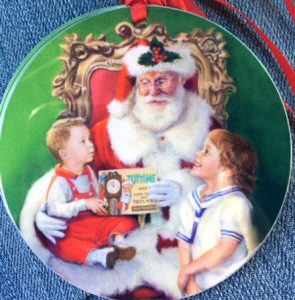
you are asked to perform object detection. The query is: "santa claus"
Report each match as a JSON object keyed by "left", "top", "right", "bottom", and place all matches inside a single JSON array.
[{"left": 20, "top": 38, "right": 218, "bottom": 299}]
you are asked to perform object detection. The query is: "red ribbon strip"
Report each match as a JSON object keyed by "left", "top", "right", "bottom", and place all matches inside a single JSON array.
[
  {"left": 285, "top": 0, "right": 295, "bottom": 22},
  {"left": 122, "top": 0, "right": 148, "bottom": 23},
  {"left": 284, "top": 102, "right": 295, "bottom": 116},
  {"left": 121, "top": 0, "right": 206, "bottom": 23}
]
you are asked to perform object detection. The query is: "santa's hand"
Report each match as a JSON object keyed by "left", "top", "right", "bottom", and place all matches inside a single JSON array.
[
  {"left": 35, "top": 203, "right": 67, "bottom": 245},
  {"left": 148, "top": 181, "right": 181, "bottom": 207}
]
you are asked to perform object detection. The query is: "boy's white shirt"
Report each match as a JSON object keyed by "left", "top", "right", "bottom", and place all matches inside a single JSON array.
[
  {"left": 177, "top": 185, "right": 258, "bottom": 290},
  {"left": 46, "top": 166, "right": 98, "bottom": 218}
]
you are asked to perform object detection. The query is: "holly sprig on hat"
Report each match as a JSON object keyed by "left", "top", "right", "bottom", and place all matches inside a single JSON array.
[{"left": 138, "top": 37, "right": 181, "bottom": 66}]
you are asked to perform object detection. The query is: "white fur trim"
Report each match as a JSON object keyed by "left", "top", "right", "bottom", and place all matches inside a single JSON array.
[
  {"left": 107, "top": 98, "right": 131, "bottom": 118},
  {"left": 20, "top": 170, "right": 182, "bottom": 298},
  {"left": 108, "top": 114, "right": 158, "bottom": 165},
  {"left": 124, "top": 44, "right": 196, "bottom": 79},
  {"left": 19, "top": 94, "right": 213, "bottom": 298},
  {"left": 24, "top": 211, "right": 181, "bottom": 298},
  {"left": 19, "top": 169, "right": 54, "bottom": 262},
  {"left": 108, "top": 91, "right": 213, "bottom": 166}
]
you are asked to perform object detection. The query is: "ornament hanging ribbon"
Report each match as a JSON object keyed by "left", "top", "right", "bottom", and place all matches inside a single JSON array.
[
  {"left": 121, "top": 0, "right": 206, "bottom": 23},
  {"left": 285, "top": 0, "right": 295, "bottom": 22},
  {"left": 122, "top": 0, "right": 295, "bottom": 116}
]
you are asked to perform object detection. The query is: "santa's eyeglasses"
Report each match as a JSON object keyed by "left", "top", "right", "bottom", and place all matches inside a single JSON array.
[{"left": 137, "top": 75, "right": 177, "bottom": 90}]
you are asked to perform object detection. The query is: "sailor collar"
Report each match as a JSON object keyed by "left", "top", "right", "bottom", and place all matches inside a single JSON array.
[{"left": 190, "top": 185, "right": 243, "bottom": 213}]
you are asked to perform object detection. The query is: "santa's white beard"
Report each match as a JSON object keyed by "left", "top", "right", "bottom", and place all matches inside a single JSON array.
[{"left": 132, "top": 85, "right": 186, "bottom": 132}]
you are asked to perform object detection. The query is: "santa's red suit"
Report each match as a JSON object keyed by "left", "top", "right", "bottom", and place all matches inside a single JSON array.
[{"left": 20, "top": 90, "right": 214, "bottom": 298}]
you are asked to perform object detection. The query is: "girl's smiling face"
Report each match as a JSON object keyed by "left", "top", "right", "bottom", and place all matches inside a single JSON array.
[{"left": 191, "top": 138, "right": 222, "bottom": 182}]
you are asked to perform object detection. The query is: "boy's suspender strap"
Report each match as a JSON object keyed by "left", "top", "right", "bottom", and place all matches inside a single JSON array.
[
  {"left": 84, "top": 165, "right": 95, "bottom": 196},
  {"left": 47, "top": 165, "right": 96, "bottom": 201},
  {"left": 46, "top": 174, "right": 58, "bottom": 201}
]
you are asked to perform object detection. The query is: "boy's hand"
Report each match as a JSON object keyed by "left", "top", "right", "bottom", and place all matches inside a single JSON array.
[{"left": 86, "top": 198, "right": 108, "bottom": 215}]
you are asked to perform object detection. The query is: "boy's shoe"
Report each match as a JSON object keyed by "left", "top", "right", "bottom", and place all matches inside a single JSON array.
[
  {"left": 106, "top": 250, "right": 116, "bottom": 269},
  {"left": 105, "top": 246, "right": 136, "bottom": 269},
  {"left": 114, "top": 246, "right": 136, "bottom": 260}
]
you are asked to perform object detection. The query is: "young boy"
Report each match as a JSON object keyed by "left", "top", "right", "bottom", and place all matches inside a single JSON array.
[
  {"left": 45, "top": 118, "right": 138, "bottom": 269},
  {"left": 177, "top": 129, "right": 258, "bottom": 295}
]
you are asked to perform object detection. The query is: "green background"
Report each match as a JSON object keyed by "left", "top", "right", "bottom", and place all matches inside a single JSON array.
[{"left": 0, "top": 6, "right": 290, "bottom": 239}]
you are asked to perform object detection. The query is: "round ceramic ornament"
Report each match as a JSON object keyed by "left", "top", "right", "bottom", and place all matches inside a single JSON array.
[{"left": 0, "top": 5, "right": 291, "bottom": 300}]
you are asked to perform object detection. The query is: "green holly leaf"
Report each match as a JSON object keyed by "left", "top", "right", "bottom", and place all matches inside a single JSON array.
[
  {"left": 138, "top": 37, "right": 181, "bottom": 66},
  {"left": 164, "top": 50, "right": 180, "bottom": 62},
  {"left": 150, "top": 37, "right": 164, "bottom": 52},
  {"left": 138, "top": 52, "right": 157, "bottom": 66}
]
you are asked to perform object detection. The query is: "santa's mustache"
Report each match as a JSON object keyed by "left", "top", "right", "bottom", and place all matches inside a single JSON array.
[{"left": 142, "top": 95, "right": 173, "bottom": 104}]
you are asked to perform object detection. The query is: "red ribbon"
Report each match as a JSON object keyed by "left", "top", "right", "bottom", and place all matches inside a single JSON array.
[
  {"left": 121, "top": 0, "right": 206, "bottom": 23},
  {"left": 122, "top": 0, "right": 148, "bottom": 23},
  {"left": 285, "top": 0, "right": 295, "bottom": 22}
]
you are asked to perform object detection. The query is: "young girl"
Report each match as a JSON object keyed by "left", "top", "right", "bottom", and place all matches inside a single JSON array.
[{"left": 177, "top": 129, "right": 258, "bottom": 295}]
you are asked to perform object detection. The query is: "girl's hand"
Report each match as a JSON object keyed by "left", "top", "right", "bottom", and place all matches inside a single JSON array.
[
  {"left": 186, "top": 277, "right": 202, "bottom": 296},
  {"left": 177, "top": 269, "right": 189, "bottom": 295}
]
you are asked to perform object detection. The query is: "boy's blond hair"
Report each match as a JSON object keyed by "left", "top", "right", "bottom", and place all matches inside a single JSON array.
[
  {"left": 46, "top": 118, "right": 86, "bottom": 161},
  {"left": 208, "top": 129, "right": 258, "bottom": 198}
]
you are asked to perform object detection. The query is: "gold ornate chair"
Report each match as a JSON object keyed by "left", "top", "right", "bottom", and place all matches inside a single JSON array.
[{"left": 52, "top": 22, "right": 236, "bottom": 128}]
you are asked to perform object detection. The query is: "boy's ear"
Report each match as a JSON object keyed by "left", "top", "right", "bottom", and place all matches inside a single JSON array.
[{"left": 59, "top": 148, "right": 67, "bottom": 161}]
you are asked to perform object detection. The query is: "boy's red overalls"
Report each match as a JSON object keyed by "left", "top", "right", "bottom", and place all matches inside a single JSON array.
[{"left": 47, "top": 165, "right": 138, "bottom": 264}]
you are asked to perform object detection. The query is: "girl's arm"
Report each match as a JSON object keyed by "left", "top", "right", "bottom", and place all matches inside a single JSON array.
[
  {"left": 178, "top": 240, "right": 202, "bottom": 295},
  {"left": 182, "top": 237, "right": 239, "bottom": 277},
  {"left": 177, "top": 240, "right": 191, "bottom": 294},
  {"left": 178, "top": 239, "right": 192, "bottom": 268}
]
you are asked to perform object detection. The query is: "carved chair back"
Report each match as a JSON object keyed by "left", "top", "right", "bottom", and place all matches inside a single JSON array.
[{"left": 52, "top": 22, "right": 236, "bottom": 127}]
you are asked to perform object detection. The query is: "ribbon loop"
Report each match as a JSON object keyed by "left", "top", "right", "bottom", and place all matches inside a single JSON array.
[
  {"left": 122, "top": 0, "right": 149, "bottom": 23},
  {"left": 121, "top": 0, "right": 206, "bottom": 23}
]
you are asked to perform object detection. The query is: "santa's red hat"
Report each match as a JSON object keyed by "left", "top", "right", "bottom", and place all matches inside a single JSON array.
[{"left": 108, "top": 38, "right": 196, "bottom": 118}]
